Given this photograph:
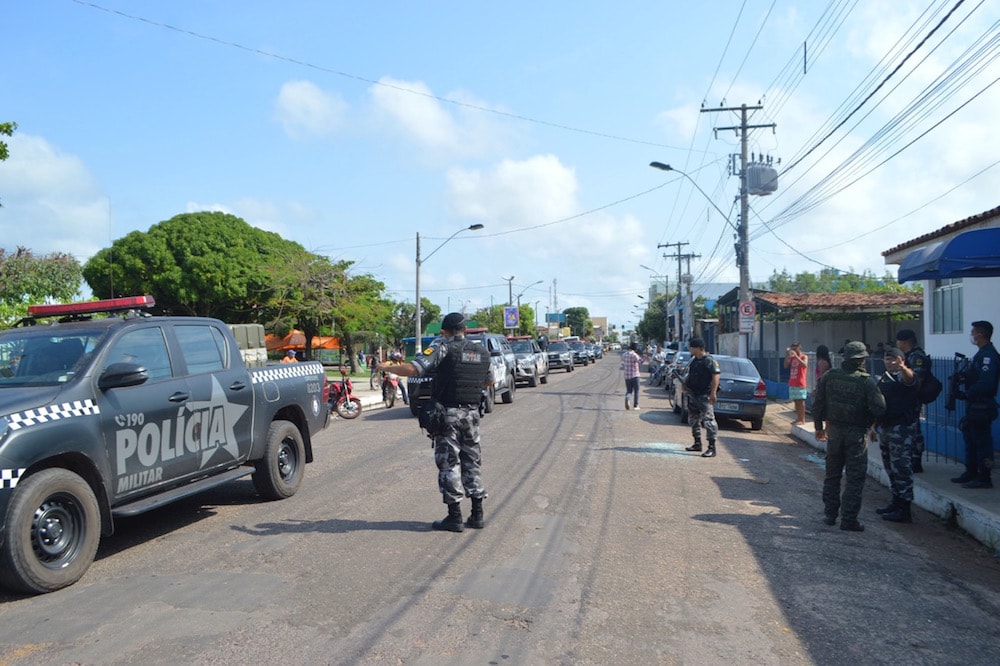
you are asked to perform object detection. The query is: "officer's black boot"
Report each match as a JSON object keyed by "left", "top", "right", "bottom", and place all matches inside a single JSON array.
[
  {"left": 881, "top": 501, "right": 912, "bottom": 523},
  {"left": 875, "top": 497, "right": 900, "bottom": 515},
  {"left": 432, "top": 502, "right": 464, "bottom": 532},
  {"left": 685, "top": 439, "right": 703, "bottom": 452},
  {"left": 701, "top": 441, "right": 717, "bottom": 458},
  {"left": 465, "top": 497, "right": 485, "bottom": 529},
  {"left": 912, "top": 456, "right": 923, "bottom": 473}
]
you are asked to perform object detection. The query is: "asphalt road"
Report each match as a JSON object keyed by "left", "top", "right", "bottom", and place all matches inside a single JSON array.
[{"left": 2, "top": 359, "right": 1000, "bottom": 665}]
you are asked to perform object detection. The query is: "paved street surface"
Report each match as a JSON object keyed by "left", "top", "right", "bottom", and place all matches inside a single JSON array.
[{"left": 2, "top": 359, "right": 1000, "bottom": 664}]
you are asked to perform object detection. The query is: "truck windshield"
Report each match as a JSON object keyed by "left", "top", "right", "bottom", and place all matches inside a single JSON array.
[{"left": 0, "top": 331, "right": 104, "bottom": 386}]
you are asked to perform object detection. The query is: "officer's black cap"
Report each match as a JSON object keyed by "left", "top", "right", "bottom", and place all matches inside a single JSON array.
[
  {"left": 895, "top": 329, "right": 917, "bottom": 342},
  {"left": 441, "top": 312, "right": 466, "bottom": 331}
]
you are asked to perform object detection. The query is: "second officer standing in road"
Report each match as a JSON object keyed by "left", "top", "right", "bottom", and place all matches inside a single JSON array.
[
  {"left": 683, "top": 337, "right": 721, "bottom": 458},
  {"left": 379, "top": 313, "right": 492, "bottom": 532},
  {"left": 813, "top": 341, "right": 886, "bottom": 532}
]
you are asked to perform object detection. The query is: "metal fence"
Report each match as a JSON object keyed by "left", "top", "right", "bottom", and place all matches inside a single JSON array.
[{"left": 749, "top": 350, "right": 988, "bottom": 466}]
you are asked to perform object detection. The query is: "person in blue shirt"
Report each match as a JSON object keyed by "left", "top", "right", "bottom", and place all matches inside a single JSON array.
[{"left": 953, "top": 320, "right": 1000, "bottom": 489}]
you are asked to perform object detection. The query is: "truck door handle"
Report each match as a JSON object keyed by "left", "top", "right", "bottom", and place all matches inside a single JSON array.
[
  {"left": 229, "top": 381, "right": 247, "bottom": 391},
  {"left": 168, "top": 391, "right": 190, "bottom": 403}
]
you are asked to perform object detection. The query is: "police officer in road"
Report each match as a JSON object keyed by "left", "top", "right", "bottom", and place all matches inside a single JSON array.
[
  {"left": 813, "top": 341, "right": 886, "bottom": 532},
  {"left": 874, "top": 347, "right": 920, "bottom": 523},
  {"left": 379, "top": 313, "right": 492, "bottom": 531},
  {"left": 952, "top": 320, "right": 1000, "bottom": 489},
  {"left": 895, "top": 329, "right": 930, "bottom": 472},
  {"left": 682, "top": 338, "right": 721, "bottom": 458}
]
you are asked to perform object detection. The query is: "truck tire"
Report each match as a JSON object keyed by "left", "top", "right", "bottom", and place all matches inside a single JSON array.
[
  {"left": 528, "top": 369, "right": 539, "bottom": 388},
  {"left": 501, "top": 374, "right": 515, "bottom": 403},
  {"left": 253, "top": 421, "right": 306, "bottom": 500},
  {"left": 540, "top": 369, "right": 548, "bottom": 384},
  {"left": 484, "top": 385, "right": 495, "bottom": 413},
  {"left": 0, "top": 468, "right": 101, "bottom": 594}
]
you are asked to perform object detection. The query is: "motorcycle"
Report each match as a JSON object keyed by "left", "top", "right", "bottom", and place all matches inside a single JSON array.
[
  {"left": 382, "top": 371, "right": 400, "bottom": 408},
  {"left": 381, "top": 370, "right": 409, "bottom": 408},
  {"left": 329, "top": 373, "right": 363, "bottom": 419}
]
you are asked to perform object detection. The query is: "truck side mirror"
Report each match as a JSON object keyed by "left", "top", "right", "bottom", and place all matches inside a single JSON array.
[{"left": 99, "top": 362, "right": 150, "bottom": 390}]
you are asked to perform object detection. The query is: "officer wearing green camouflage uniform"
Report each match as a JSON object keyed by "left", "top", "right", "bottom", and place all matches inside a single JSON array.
[
  {"left": 874, "top": 347, "right": 920, "bottom": 523},
  {"left": 378, "top": 313, "right": 491, "bottom": 532},
  {"left": 813, "top": 341, "right": 886, "bottom": 532}
]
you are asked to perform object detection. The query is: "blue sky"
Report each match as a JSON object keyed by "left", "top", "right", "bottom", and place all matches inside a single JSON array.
[{"left": 3, "top": 1, "right": 998, "bottom": 332}]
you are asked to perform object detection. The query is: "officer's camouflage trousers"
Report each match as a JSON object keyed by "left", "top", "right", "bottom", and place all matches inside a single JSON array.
[
  {"left": 688, "top": 394, "right": 719, "bottom": 442},
  {"left": 878, "top": 421, "right": 918, "bottom": 502},
  {"left": 433, "top": 406, "right": 487, "bottom": 504}
]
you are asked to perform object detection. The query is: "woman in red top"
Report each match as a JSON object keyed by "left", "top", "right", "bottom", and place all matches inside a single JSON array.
[{"left": 784, "top": 341, "right": 809, "bottom": 425}]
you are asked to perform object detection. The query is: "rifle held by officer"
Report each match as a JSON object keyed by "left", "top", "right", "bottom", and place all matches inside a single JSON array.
[{"left": 945, "top": 352, "right": 969, "bottom": 412}]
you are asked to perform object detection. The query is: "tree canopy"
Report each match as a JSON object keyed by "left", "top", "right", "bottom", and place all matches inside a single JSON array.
[
  {"left": 763, "top": 267, "right": 917, "bottom": 293},
  {"left": 83, "top": 211, "right": 299, "bottom": 321},
  {"left": 0, "top": 121, "right": 15, "bottom": 207},
  {"left": 564, "top": 307, "right": 593, "bottom": 338},
  {"left": 0, "top": 246, "right": 82, "bottom": 326}
]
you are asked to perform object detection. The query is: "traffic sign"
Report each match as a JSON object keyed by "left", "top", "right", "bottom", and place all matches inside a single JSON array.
[{"left": 738, "top": 301, "right": 756, "bottom": 333}]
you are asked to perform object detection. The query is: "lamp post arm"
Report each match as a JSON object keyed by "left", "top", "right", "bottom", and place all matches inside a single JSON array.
[{"left": 649, "top": 162, "right": 737, "bottom": 232}]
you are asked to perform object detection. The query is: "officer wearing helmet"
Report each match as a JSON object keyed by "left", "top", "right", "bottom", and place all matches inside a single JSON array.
[
  {"left": 813, "top": 341, "right": 886, "bottom": 532},
  {"left": 377, "top": 313, "right": 491, "bottom": 532}
]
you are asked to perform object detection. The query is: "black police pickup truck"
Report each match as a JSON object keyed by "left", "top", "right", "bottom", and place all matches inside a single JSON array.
[{"left": 0, "top": 296, "right": 330, "bottom": 593}]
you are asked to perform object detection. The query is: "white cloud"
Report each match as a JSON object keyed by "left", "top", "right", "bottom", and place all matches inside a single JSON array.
[
  {"left": 0, "top": 134, "right": 109, "bottom": 262},
  {"left": 369, "top": 77, "right": 514, "bottom": 160},
  {"left": 273, "top": 80, "right": 347, "bottom": 140}
]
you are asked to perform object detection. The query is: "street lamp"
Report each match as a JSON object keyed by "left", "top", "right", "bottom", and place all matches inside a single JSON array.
[
  {"left": 651, "top": 161, "right": 750, "bottom": 356},
  {"left": 515, "top": 280, "right": 543, "bottom": 308},
  {"left": 501, "top": 276, "right": 515, "bottom": 307},
  {"left": 415, "top": 224, "right": 485, "bottom": 353}
]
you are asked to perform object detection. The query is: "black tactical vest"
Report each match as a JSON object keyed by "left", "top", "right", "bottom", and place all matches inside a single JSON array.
[
  {"left": 432, "top": 339, "right": 490, "bottom": 406},
  {"left": 685, "top": 355, "right": 716, "bottom": 394}
]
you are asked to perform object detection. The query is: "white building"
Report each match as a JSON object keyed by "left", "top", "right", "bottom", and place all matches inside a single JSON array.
[{"left": 882, "top": 205, "right": 1000, "bottom": 357}]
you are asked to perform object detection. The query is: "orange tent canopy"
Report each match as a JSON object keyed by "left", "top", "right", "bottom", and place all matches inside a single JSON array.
[{"left": 265, "top": 330, "right": 340, "bottom": 351}]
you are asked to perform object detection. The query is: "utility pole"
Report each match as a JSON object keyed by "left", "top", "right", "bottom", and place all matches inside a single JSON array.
[
  {"left": 702, "top": 103, "right": 775, "bottom": 357},
  {"left": 680, "top": 252, "right": 701, "bottom": 340},
  {"left": 658, "top": 242, "right": 687, "bottom": 343}
]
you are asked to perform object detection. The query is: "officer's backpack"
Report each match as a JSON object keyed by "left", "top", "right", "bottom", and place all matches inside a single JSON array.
[{"left": 918, "top": 367, "right": 943, "bottom": 404}]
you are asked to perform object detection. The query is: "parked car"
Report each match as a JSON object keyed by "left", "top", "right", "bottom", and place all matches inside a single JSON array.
[
  {"left": 547, "top": 340, "right": 575, "bottom": 372},
  {"left": 591, "top": 343, "right": 604, "bottom": 359},
  {"left": 464, "top": 331, "right": 516, "bottom": 411},
  {"left": 669, "top": 354, "right": 767, "bottom": 430},
  {"left": 569, "top": 341, "right": 590, "bottom": 366},
  {"left": 509, "top": 338, "right": 549, "bottom": 387}
]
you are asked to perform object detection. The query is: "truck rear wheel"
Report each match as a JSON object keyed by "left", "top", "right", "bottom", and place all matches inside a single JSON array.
[
  {"left": 0, "top": 468, "right": 101, "bottom": 594},
  {"left": 253, "top": 421, "right": 305, "bottom": 500}
]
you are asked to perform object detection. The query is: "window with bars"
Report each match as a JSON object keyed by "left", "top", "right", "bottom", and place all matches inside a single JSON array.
[{"left": 931, "top": 278, "right": 963, "bottom": 333}]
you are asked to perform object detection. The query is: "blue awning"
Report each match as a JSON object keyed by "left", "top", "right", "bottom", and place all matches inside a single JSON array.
[{"left": 898, "top": 227, "right": 1000, "bottom": 283}]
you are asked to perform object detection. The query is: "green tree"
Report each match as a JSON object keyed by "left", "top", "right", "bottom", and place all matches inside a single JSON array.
[
  {"left": 0, "top": 246, "right": 82, "bottom": 326},
  {"left": 564, "top": 307, "right": 593, "bottom": 338},
  {"left": 472, "top": 304, "right": 504, "bottom": 332},
  {"left": 765, "top": 267, "right": 917, "bottom": 293},
  {"left": 83, "top": 211, "right": 295, "bottom": 321},
  {"left": 0, "top": 121, "right": 15, "bottom": 207}
]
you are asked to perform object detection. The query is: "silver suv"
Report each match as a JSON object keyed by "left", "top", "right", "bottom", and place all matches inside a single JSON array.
[{"left": 508, "top": 338, "right": 549, "bottom": 387}]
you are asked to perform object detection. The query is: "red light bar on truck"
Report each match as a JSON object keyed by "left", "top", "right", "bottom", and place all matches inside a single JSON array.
[{"left": 27, "top": 295, "right": 155, "bottom": 318}]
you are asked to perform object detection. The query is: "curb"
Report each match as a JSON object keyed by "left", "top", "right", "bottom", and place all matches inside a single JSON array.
[{"left": 788, "top": 422, "right": 1000, "bottom": 550}]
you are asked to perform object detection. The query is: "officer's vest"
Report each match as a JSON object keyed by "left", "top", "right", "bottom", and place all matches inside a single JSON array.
[
  {"left": 824, "top": 368, "right": 875, "bottom": 427},
  {"left": 433, "top": 339, "right": 490, "bottom": 406},
  {"left": 686, "top": 355, "right": 715, "bottom": 394}
]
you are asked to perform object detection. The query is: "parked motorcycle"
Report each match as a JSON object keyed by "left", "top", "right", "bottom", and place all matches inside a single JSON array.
[{"left": 329, "top": 372, "right": 362, "bottom": 419}]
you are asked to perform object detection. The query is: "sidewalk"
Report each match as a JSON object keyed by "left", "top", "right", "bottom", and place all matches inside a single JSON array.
[{"left": 775, "top": 403, "right": 1000, "bottom": 550}]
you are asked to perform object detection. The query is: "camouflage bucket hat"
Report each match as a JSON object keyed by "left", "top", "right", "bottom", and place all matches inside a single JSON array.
[{"left": 844, "top": 341, "right": 868, "bottom": 359}]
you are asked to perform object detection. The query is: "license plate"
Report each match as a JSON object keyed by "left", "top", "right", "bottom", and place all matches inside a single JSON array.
[{"left": 716, "top": 402, "right": 739, "bottom": 412}]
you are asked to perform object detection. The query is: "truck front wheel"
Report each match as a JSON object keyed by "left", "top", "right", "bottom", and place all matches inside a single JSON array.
[
  {"left": 253, "top": 421, "right": 306, "bottom": 500},
  {"left": 0, "top": 468, "right": 101, "bottom": 594}
]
